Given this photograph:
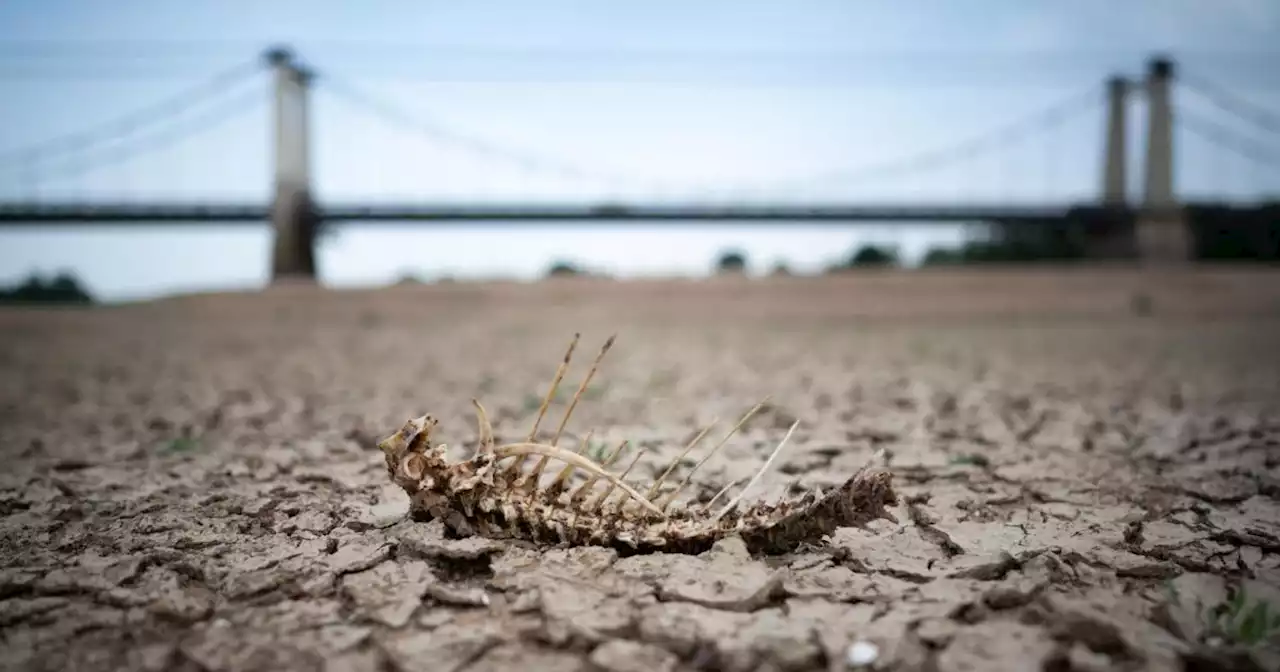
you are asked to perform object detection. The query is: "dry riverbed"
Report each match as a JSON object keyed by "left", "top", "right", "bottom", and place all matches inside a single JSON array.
[{"left": 2, "top": 269, "right": 1280, "bottom": 671}]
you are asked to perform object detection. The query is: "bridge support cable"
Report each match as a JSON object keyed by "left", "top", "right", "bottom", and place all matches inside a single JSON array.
[
  {"left": 312, "top": 69, "right": 684, "bottom": 196},
  {"left": 0, "top": 59, "right": 265, "bottom": 163},
  {"left": 0, "top": 82, "right": 271, "bottom": 194},
  {"left": 715, "top": 83, "right": 1106, "bottom": 201},
  {"left": 1178, "top": 69, "right": 1280, "bottom": 139},
  {"left": 1175, "top": 109, "right": 1280, "bottom": 177},
  {"left": 313, "top": 63, "right": 1106, "bottom": 203}
]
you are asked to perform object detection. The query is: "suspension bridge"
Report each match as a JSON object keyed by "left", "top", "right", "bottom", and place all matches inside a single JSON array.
[{"left": 1, "top": 46, "right": 1277, "bottom": 281}]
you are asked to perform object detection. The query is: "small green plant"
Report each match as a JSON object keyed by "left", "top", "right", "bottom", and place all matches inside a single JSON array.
[
  {"left": 1208, "top": 586, "right": 1280, "bottom": 647},
  {"left": 948, "top": 453, "right": 990, "bottom": 468},
  {"left": 585, "top": 438, "right": 612, "bottom": 462},
  {"left": 1167, "top": 581, "right": 1280, "bottom": 648},
  {"left": 162, "top": 437, "right": 200, "bottom": 455}
]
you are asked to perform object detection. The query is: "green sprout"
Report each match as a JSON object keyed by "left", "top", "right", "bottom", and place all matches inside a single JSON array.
[{"left": 1166, "top": 580, "right": 1280, "bottom": 648}]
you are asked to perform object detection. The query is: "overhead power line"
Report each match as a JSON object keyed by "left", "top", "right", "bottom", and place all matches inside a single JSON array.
[
  {"left": 2, "top": 39, "right": 1277, "bottom": 59},
  {"left": 4, "top": 42, "right": 1279, "bottom": 87}
]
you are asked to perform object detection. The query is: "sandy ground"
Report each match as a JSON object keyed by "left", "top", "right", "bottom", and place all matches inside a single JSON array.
[{"left": 3, "top": 267, "right": 1280, "bottom": 672}]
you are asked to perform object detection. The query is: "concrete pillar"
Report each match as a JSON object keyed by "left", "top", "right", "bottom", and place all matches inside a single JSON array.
[
  {"left": 266, "top": 46, "right": 319, "bottom": 282},
  {"left": 1084, "top": 76, "right": 1138, "bottom": 259},
  {"left": 1137, "top": 56, "right": 1193, "bottom": 262},
  {"left": 296, "top": 66, "right": 313, "bottom": 190},
  {"left": 1102, "top": 76, "right": 1128, "bottom": 206},
  {"left": 1142, "top": 59, "right": 1174, "bottom": 213}
]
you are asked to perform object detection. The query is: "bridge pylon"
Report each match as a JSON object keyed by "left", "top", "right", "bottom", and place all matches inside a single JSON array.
[
  {"left": 1102, "top": 76, "right": 1129, "bottom": 207},
  {"left": 1082, "top": 74, "right": 1141, "bottom": 259},
  {"left": 1136, "top": 55, "right": 1193, "bottom": 262},
  {"left": 265, "top": 47, "right": 320, "bottom": 282}
]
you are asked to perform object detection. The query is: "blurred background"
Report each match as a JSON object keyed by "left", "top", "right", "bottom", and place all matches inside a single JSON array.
[{"left": 0, "top": 0, "right": 1277, "bottom": 304}]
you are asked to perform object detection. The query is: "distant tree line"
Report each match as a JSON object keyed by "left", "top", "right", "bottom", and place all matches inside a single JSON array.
[
  {"left": 921, "top": 204, "right": 1280, "bottom": 265},
  {"left": 833, "top": 244, "right": 900, "bottom": 269},
  {"left": 715, "top": 250, "right": 747, "bottom": 274},
  {"left": 549, "top": 204, "right": 1280, "bottom": 282},
  {"left": 546, "top": 260, "right": 582, "bottom": 277},
  {"left": 919, "top": 239, "right": 1082, "bottom": 266},
  {"left": 544, "top": 259, "right": 615, "bottom": 278},
  {"left": 1186, "top": 204, "right": 1280, "bottom": 262},
  {"left": 0, "top": 272, "right": 95, "bottom": 305}
]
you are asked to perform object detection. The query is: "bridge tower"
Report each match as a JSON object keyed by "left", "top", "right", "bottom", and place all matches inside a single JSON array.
[
  {"left": 1136, "top": 56, "right": 1193, "bottom": 262},
  {"left": 1082, "top": 74, "right": 1140, "bottom": 258},
  {"left": 265, "top": 47, "right": 320, "bottom": 282},
  {"left": 1102, "top": 76, "right": 1129, "bottom": 208}
]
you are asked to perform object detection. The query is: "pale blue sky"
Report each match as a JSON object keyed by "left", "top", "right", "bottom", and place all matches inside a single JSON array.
[{"left": 0, "top": 1, "right": 1278, "bottom": 301}]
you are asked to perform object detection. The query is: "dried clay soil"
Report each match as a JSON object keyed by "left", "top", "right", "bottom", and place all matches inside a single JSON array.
[{"left": 3, "top": 268, "right": 1280, "bottom": 672}]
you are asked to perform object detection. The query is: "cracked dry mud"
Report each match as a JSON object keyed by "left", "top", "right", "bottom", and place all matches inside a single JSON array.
[{"left": 2, "top": 270, "right": 1280, "bottom": 672}]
